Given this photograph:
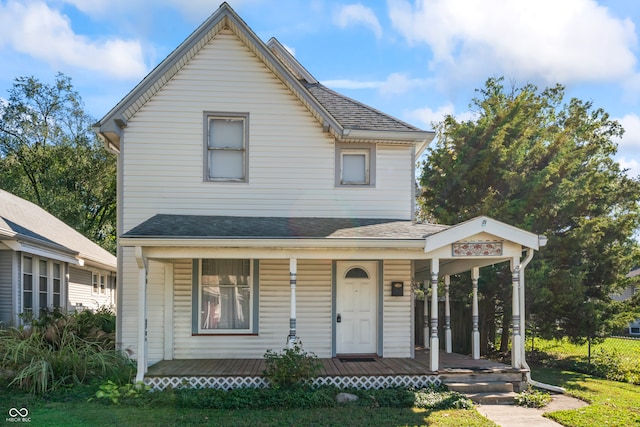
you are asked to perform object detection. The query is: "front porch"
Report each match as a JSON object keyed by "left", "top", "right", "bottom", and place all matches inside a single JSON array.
[{"left": 144, "top": 349, "right": 527, "bottom": 391}]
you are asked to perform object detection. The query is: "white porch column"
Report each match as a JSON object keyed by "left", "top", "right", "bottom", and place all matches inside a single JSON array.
[
  {"left": 423, "top": 279, "right": 429, "bottom": 349},
  {"left": 429, "top": 259, "right": 439, "bottom": 371},
  {"left": 471, "top": 267, "right": 480, "bottom": 360},
  {"left": 287, "top": 258, "right": 297, "bottom": 347},
  {"left": 511, "top": 258, "right": 522, "bottom": 368},
  {"left": 134, "top": 247, "right": 147, "bottom": 383},
  {"left": 444, "top": 275, "right": 452, "bottom": 353}
]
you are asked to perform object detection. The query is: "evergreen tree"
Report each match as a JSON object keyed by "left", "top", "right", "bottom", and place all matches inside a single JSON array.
[{"left": 419, "top": 77, "right": 640, "bottom": 346}]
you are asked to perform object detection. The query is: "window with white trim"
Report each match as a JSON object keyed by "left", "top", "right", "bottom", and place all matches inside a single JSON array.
[
  {"left": 23, "top": 256, "right": 33, "bottom": 315},
  {"left": 336, "top": 143, "right": 375, "bottom": 186},
  {"left": 92, "top": 271, "right": 110, "bottom": 296},
  {"left": 21, "top": 255, "right": 62, "bottom": 315},
  {"left": 204, "top": 113, "right": 249, "bottom": 182},
  {"left": 92, "top": 273, "right": 99, "bottom": 295},
  {"left": 53, "top": 263, "right": 61, "bottom": 307},
  {"left": 194, "top": 259, "right": 256, "bottom": 333},
  {"left": 39, "top": 260, "right": 48, "bottom": 311}
]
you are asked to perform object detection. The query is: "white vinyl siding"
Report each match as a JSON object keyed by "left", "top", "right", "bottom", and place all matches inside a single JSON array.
[
  {"left": 164, "top": 259, "right": 332, "bottom": 359},
  {"left": 0, "top": 250, "right": 13, "bottom": 325},
  {"left": 147, "top": 260, "right": 165, "bottom": 363},
  {"left": 119, "top": 248, "right": 139, "bottom": 357},
  {"left": 382, "top": 259, "right": 412, "bottom": 358},
  {"left": 120, "top": 30, "right": 414, "bottom": 234},
  {"left": 296, "top": 260, "right": 332, "bottom": 357},
  {"left": 69, "top": 267, "right": 115, "bottom": 310}
]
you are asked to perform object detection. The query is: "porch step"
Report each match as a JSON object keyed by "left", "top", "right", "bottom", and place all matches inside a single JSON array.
[
  {"left": 446, "top": 381, "right": 514, "bottom": 394},
  {"left": 464, "top": 391, "right": 518, "bottom": 405},
  {"left": 440, "top": 369, "right": 527, "bottom": 392}
]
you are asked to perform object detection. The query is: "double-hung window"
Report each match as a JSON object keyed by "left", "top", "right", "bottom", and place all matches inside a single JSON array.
[
  {"left": 204, "top": 113, "right": 249, "bottom": 182},
  {"left": 23, "top": 256, "right": 33, "bottom": 315},
  {"left": 194, "top": 259, "right": 257, "bottom": 334},
  {"left": 22, "top": 255, "right": 62, "bottom": 316},
  {"left": 336, "top": 143, "right": 376, "bottom": 186}
]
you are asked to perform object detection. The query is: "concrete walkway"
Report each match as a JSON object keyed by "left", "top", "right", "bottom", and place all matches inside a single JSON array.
[{"left": 476, "top": 394, "right": 588, "bottom": 427}]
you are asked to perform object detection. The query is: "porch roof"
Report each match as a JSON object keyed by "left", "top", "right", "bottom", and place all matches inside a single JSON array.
[{"left": 122, "top": 214, "right": 449, "bottom": 240}]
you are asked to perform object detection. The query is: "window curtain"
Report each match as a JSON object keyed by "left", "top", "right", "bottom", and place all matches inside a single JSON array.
[{"left": 201, "top": 259, "right": 250, "bottom": 330}]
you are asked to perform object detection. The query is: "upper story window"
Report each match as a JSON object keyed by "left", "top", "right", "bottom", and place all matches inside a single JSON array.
[
  {"left": 204, "top": 113, "right": 249, "bottom": 182},
  {"left": 336, "top": 143, "right": 376, "bottom": 187}
]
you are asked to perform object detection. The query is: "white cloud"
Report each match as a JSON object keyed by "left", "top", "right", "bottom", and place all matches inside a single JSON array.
[
  {"left": 388, "top": 0, "right": 639, "bottom": 85},
  {"left": 407, "top": 103, "right": 477, "bottom": 129},
  {"left": 618, "top": 157, "right": 640, "bottom": 178},
  {"left": 323, "top": 73, "right": 429, "bottom": 94},
  {"left": 379, "top": 73, "right": 429, "bottom": 95},
  {"left": 334, "top": 3, "right": 383, "bottom": 39},
  {"left": 0, "top": 1, "right": 146, "bottom": 79},
  {"left": 615, "top": 113, "right": 640, "bottom": 150},
  {"left": 613, "top": 113, "right": 640, "bottom": 177}
]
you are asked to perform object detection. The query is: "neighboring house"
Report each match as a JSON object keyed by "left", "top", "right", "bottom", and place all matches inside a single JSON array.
[
  {"left": 95, "top": 3, "right": 546, "bottom": 387},
  {"left": 611, "top": 267, "right": 640, "bottom": 336},
  {"left": 0, "top": 189, "right": 117, "bottom": 326}
]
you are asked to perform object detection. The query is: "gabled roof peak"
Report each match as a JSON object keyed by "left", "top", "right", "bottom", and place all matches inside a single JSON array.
[
  {"left": 266, "top": 38, "right": 317, "bottom": 85},
  {"left": 95, "top": 2, "right": 434, "bottom": 154}
]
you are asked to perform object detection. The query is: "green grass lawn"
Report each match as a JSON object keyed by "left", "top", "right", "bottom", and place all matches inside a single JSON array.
[
  {"left": 532, "top": 367, "right": 640, "bottom": 427},
  {"left": 0, "top": 386, "right": 497, "bottom": 427}
]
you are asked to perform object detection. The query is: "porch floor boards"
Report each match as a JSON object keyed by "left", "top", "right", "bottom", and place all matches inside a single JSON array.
[{"left": 145, "top": 349, "right": 515, "bottom": 377}]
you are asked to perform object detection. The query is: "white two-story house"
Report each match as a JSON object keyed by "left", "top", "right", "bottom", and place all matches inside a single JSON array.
[{"left": 95, "top": 3, "right": 546, "bottom": 389}]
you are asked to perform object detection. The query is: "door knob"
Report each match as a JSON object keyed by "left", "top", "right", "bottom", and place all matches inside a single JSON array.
[{"left": 337, "top": 314, "right": 341, "bottom": 323}]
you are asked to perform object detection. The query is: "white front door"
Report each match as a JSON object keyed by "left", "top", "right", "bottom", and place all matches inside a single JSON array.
[{"left": 336, "top": 261, "right": 377, "bottom": 354}]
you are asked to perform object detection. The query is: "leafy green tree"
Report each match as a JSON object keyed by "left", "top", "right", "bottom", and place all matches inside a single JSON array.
[
  {"left": 0, "top": 74, "right": 116, "bottom": 253},
  {"left": 419, "top": 77, "right": 640, "bottom": 348}
]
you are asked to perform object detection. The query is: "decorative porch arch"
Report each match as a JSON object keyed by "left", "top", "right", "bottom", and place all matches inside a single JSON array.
[{"left": 417, "top": 216, "right": 546, "bottom": 371}]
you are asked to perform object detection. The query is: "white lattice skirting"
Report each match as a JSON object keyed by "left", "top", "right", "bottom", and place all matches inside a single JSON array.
[{"left": 145, "top": 374, "right": 441, "bottom": 391}]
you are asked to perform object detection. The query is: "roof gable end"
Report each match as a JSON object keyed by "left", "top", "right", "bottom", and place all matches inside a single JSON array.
[
  {"left": 95, "top": 2, "right": 434, "bottom": 155},
  {"left": 424, "top": 216, "right": 545, "bottom": 253}
]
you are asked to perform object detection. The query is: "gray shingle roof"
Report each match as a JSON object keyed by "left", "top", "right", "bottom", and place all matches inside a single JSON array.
[
  {"left": 0, "top": 190, "right": 116, "bottom": 268},
  {"left": 304, "top": 83, "right": 420, "bottom": 132},
  {"left": 123, "top": 214, "right": 448, "bottom": 240}
]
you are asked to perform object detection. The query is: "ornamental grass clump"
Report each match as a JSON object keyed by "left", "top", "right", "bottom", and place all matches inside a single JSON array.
[{"left": 0, "top": 307, "right": 133, "bottom": 394}]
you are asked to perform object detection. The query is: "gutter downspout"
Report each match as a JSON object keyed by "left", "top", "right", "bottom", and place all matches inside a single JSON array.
[{"left": 520, "top": 247, "right": 565, "bottom": 393}]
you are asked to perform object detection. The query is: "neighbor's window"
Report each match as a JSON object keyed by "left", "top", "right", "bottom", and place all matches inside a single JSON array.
[
  {"left": 22, "top": 256, "right": 62, "bottom": 316},
  {"left": 205, "top": 113, "right": 249, "bottom": 181},
  {"left": 336, "top": 143, "right": 375, "bottom": 186},
  {"left": 53, "top": 263, "right": 61, "bottom": 307},
  {"left": 23, "top": 256, "right": 33, "bottom": 315},
  {"left": 92, "top": 273, "right": 99, "bottom": 295},
  {"left": 199, "top": 259, "right": 252, "bottom": 332},
  {"left": 39, "top": 260, "right": 48, "bottom": 311}
]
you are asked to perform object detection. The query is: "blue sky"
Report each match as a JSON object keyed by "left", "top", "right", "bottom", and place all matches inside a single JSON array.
[{"left": 1, "top": 0, "right": 639, "bottom": 178}]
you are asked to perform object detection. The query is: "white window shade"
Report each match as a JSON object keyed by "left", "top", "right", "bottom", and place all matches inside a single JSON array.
[
  {"left": 208, "top": 119, "right": 243, "bottom": 149},
  {"left": 341, "top": 150, "right": 369, "bottom": 184}
]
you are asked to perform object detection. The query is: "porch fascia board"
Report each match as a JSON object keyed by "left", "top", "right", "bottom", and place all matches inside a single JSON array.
[
  {"left": 119, "top": 237, "right": 426, "bottom": 248},
  {"left": 424, "top": 216, "right": 542, "bottom": 253},
  {"left": 131, "top": 244, "right": 431, "bottom": 260}
]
